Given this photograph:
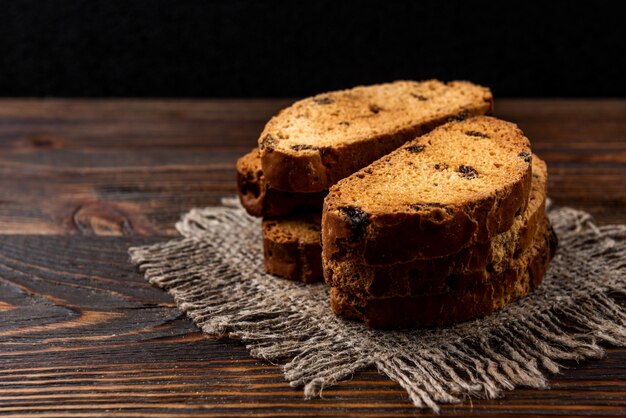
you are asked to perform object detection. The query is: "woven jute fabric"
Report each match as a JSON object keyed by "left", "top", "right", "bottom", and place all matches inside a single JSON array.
[{"left": 129, "top": 197, "right": 626, "bottom": 412}]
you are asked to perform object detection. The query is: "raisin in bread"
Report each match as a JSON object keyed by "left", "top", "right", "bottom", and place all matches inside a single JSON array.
[
  {"left": 237, "top": 149, "right": 326, "bottom": 217},
  {"left": 262, "top": 214, "right": 323, "bottom": 283},
  {"left": 330, "top": 217, "right": 557, "bottom": 329},
  {"left": 259, "top": 80, "right": 493, "bottom": 192},
  {"left": 325, "top": 155, "right": 548, "bottom": 298},
  {"left": 322, "top": 116, "right": 533, "bottom": 265}
]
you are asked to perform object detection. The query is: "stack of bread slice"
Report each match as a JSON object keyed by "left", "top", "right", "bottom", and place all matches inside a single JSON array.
[
  {"left": 236, "top": 80, "right": 555, "bottom": 328},
  {"left": 323, "top": 117, "right": 557, "bottom": 328}
]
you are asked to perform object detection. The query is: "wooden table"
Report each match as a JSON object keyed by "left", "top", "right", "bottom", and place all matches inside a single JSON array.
[{"left": 1, "top": 99, "right": 625, "bottom": 417}]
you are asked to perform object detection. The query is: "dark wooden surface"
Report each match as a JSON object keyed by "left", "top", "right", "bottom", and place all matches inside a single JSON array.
[{"left": 0, "top": 99, "right": 625, "bottom": 417}]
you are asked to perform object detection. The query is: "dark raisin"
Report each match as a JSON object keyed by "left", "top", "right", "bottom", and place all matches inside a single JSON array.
[
  {"left": 444, "top": 274, "right": 459, "bottom": 290},
  {"left": 338, "top": 206, "right": 370, "bottom": 239},
  {"left": 313, "top": 96, "right": 333, "bottom": 105},
  {"left": 518, "top": 151, "right": 532, "bottom": 163},
  {"left": 369, "top": 104, "right": 382, "bottom": 114},
  {"left": 458, "top": 165, "right": 479, "bottom": 179},
  {"left": 434, "top": 162, "right": 449, "bottom": 171},
  {"left": 410, "top": 93, "right": 428, "bottom": 101},
  {"left": 405, "top": 144, "right": 425, "bottom": 153},
  {"left": 465, "top": 130, "right": 490, "bottom": 138},
  {"left": 338, "top": 121, "right": 350, "bottom": 126},
  {"left": 290, "top": 144, "right": 319, "bottom": 151},
  {"left": 259, "top": 133, "right": 276, "bottom": 152},
  {"left": 449, "top": 111, "right": 469, "bottom": 122}
]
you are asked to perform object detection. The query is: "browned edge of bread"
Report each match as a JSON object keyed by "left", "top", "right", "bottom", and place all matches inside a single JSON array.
[
  {"left": 262, "top": 214, "right": 323, "bottom": 284},
  {"left": 324, "top": 155, "right": 548, "bottom": 298},
  {"left": 259, "top": 80, "right": 493, "bottom": 192},
  {"left": 322, "top": 116, "right": 533, "bottom": 264},
  {"left": 236, "top": 148, "right": 326, "bottom": 217},
  {"left": 330, "top": 217, "right": 558, "bottom": 329}
]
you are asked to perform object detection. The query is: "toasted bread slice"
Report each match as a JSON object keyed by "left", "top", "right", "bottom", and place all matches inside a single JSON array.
[
  {"left": 322, "top": 116, "right": 532, "bottom": 265},
  {"left": 330, "top": 217, "right": 558, "bottom": 329},
  {"left": 236, "top": 149, "right": 326, "bottom": 217},
  {"left": 324, "top": 155, "right": 547, "bottom": 297},
  {"left": 259, "top": 80, "right": 493, "bottom": 192},
  {"left": 262, "top": 214, "right": 323, "bottom": 283}
]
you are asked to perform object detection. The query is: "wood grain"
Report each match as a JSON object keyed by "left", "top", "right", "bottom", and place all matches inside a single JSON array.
[{"left": 0, "top": 99, "right": 625, "bottom": 416}]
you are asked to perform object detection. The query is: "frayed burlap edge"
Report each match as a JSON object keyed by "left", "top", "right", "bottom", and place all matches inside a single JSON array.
[{"left": 129, "top": 197, "right": 626, "bottom": 412}]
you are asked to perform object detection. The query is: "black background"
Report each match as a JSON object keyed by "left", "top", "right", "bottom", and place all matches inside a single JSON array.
[{"left": 1, "top": 1, "right": 623, "bottom": 98}]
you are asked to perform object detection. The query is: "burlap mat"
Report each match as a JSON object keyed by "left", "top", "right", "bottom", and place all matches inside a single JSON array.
[{"left": 129, "top": 197, "right": 626, "bottom": 412}]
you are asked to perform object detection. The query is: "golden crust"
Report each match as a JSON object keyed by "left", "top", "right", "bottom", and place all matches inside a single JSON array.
[
  {"left": 259, "top": 80, "right": 493, "bottom": 192},
  {"left": 322, "top": 116, "right": 532, "bottom": 264}
]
